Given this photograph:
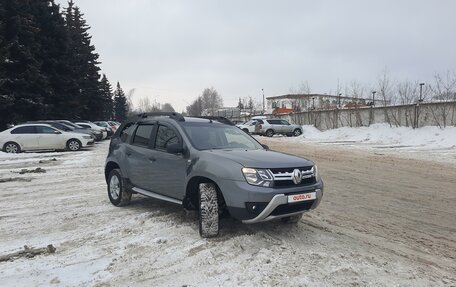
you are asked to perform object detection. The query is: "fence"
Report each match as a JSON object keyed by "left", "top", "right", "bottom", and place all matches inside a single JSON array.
[{"left": 230, "top": 101, "right": 456, "bottom": 130}]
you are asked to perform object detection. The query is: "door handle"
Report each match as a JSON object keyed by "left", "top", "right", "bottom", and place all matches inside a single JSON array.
[{"left": 148, "top": 157, "right": 156, "bottom": 162}]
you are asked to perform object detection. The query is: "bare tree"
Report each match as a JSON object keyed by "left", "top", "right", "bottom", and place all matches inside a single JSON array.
[
  {"left": 161, "top": 103, "right": 175, "bottom": 112},
  {"left": 429, "top": 71, "right": 456, "bottom": 127},
  {"left": 201, "top": 87, "right": 223, "bottom": 115}
]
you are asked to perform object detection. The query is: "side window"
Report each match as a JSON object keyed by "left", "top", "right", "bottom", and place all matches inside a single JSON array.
[
  {"left": 11, "top": 126, "right": 36, "bottom": 134},
  {"left": 256, "top": 119, "right": 264, "bottom": 124},
  {"left": 78, "top": 124, "right": 91, "bottom": 129},
  {"left": 120, "top": 123, "right": 135, "bottom": 142},
  {"left": 155, "top": 125, "right": 179, "bottom": 151},
  {"left": 132, "top": 124, "right": 154, "bottom": 147},
  {"left": 36, "top": 126, "right": 57, "bottom": 134},
  {"left": 280, "top": 120, "right": 290, "bottom": 125}
]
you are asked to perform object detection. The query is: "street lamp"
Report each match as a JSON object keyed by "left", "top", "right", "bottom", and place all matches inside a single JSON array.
[
  {"left": 372, "top": 91, "right": 377, "bottom": 106},
  {"left": 419, "top": 83, "right": 425, "bottom": 102},
  {"left": 262, "top": 88, "right": 265, "bottom": 114}
]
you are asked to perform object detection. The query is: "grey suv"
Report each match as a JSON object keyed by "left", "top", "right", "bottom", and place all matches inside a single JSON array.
[
  {"left": 255, "top": 119, "right": 303, "bottom": 137},
  {"left": 105, "top": 112, "right": 323, "bottom": 237}
]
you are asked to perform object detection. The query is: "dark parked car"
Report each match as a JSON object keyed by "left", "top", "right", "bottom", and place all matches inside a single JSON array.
[{"left": 105, "top": 112, "right": 323, "bottom": 237}]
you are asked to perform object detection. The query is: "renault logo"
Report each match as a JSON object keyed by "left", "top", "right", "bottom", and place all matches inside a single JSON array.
[{"left": 292, "top": 169, "right": 302, "bottom": 184}]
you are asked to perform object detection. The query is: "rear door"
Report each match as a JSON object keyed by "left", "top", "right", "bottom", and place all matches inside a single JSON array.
[
  {"left": 10, "top": 126, "right": 39, "bottom": 150},
  {"left": 280, "top": 120, "right": 292, "bottom": 133},
  {"left": 125, "top": 123, "right": 156, "bottom": 190}
]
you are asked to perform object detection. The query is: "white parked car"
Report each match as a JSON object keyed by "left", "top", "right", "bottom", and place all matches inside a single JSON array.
[
  {"left": 75, "top": 122, "right": 108, "bottom": 139},
  {"left": 0, "top": 124, "right": 94, "bottom": 153}
]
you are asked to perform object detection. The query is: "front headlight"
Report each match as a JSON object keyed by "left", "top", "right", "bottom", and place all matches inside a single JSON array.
[{"left": 242, "top": 168, "right": 273, "bottom": 187}]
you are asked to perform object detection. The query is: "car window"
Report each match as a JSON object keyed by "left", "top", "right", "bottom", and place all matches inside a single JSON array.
[
  {"left": 280, "top": 120, "right": 290, "bottom": 125},
  {"left": 11, "top": 126, "right": 36, "bottom": 134},
  {"left": 120, "top": 123, "right": 135, "bottom": 142},
  {"left": 36, "top": 126, "right": 57, "bottom": 134},
  {"left": 132, "top": 124, "right": 154, "bottom": 147},
  {"left": 78, "top": 124, "right": 91, "bottom": 129},
  {"left": 256, "top": 119, "right": 264, "bottom": 124},
  {"left": 155, "top": 125, "right": 179, "bottom": 150}
]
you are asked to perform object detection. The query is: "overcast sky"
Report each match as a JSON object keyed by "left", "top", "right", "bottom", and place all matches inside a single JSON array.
[{"left": 56, "top": 0, "right": 456, "bottom": 112}]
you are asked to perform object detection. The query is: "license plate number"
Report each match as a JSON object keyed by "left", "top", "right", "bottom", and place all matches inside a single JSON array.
[{"left": 288, "top": 192, "right": 316, "bottom": 203}]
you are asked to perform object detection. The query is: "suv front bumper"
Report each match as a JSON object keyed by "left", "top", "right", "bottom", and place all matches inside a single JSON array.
[
  {"left": 218, "top": 179, "right": 323, "bottom": 223},
  {"left": 242, "top": 188, "right": 322, "bottom": 223}
]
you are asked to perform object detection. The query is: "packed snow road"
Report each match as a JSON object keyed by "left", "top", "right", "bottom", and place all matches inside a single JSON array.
[{"left": 0, "top": 139, "right": 455, "bottom": 286}]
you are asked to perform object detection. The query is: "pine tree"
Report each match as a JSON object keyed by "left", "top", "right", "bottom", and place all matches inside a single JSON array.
[
  {"left": 64, "top": 0, "right": 102, "bottom": 120},
  {"left": 113, "top": 82, "right": 128, "bottom": 122},
  {"left": 0, "top": 0, "right": 50, "bottom": 128},
  {"left": 99, "top": 74, "right": 114, "bottom": 119}
]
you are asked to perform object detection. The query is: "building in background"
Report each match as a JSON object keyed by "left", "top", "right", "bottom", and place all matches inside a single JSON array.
[{"left": 266, "top": 94, "right": 387, "bottom": 114}]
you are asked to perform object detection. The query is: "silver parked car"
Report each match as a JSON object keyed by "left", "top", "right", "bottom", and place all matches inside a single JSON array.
[{"left": 255, "top": 119, "right": 303, "bottom": 137}]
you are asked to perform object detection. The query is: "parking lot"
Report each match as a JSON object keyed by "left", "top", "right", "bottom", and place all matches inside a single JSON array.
[{"left": 0, "top": 139, "right": 455, "bottom": 286}]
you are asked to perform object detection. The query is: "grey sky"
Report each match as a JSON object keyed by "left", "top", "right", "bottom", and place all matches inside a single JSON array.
[{"left": 56, "top": 0, "right": 456, "bottom": 112}]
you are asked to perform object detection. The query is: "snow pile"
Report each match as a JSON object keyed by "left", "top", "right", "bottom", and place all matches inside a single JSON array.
[{"left": 300, "top": 124, "right": 456, "bottom": 149}]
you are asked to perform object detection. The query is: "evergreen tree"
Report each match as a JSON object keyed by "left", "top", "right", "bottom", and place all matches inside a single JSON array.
[
  {"left": 99, "top": 74, "right": 114, "bottom": 119},
  {"left": 0, "top": 0, "right": 50, "bottom": 129},
  {"left": 113, "top": 82, "right": 128, "bottom": 122},
  {"left": 64, "top": 0, "right": 102, "bottom": 120}
]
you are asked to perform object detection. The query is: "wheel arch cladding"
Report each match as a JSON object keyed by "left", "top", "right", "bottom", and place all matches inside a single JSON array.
[
  {"left": 105, "top": 161, "right": 120, "bottom": 182},
  {"left": 184, "top": 176, "right": 226, "bottom": 211}
]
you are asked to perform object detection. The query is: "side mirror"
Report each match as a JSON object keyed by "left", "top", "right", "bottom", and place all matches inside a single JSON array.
[
  {"left": 166, "top": 142, "right": 184, "bottom": 154},
  {"left": 261, "top": 144, "right": 269, "bottom": 150}
]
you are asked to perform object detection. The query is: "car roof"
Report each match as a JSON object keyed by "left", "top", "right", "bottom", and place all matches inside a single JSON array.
[{"left": 12, "top": 123, "right": 55, "bottom": 128}]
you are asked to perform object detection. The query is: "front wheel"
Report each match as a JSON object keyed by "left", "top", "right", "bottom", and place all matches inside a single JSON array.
[
  {"left": 293, "top": 129, "right": 302, "bottom": 136},
  {"left": 107, "top": 169, "right": 132, "bottom": 206},
  {"left": 67, "top": 139, "right": 82, "bottom": 151},
  {"left": 198, "top": 183, "right": 219, "bottom": 238},
  {"left": 266, "top": 129, "right": 274, "bottom": 137},
  {"left": 3, "top": 142, "right": 21, "bottom": 153}
]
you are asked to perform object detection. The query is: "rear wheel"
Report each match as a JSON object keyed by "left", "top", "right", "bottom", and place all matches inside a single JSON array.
[
  {"left": 67, "top": 139, "right": 82, "bottom": 151},
  {"left": 198, "top": 183, "right": 219, "bottom": 238},
  {"left": 281, "top": 214, "right": 303, "bottom": 223},
  {"left": 3, "top": 142, "right": 21, "bottom": 153},
  {"left": 293, "top": 129, "right": 302, "bottom": 136},
  {"left": 107, "top": 169, "right": 131, "bottom": 206},
  {"left": 266, "top": 129, "right": 274, "bottom": 137}
]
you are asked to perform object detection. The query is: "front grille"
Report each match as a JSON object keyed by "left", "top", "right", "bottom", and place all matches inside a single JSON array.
[
  {"left": 269, "top": 166, "right": 316, "bottom": 188},
  {"left": 271, "top": 200, "right": 315, "bottom": 216}
]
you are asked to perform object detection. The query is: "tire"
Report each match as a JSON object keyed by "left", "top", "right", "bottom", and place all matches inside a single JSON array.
[
  {"left": 107, "top": 169, "right": 131, "bottom": 206},
  {"left": 266, "top": 129, "right": 274, "bottom": 137},
  {"left": 198, "top": 182, "right": 219, "bottom": 238},
  {"left": 242, "top": 128, "right": 249, "bottom": 134},
  {"left": 67, "top": 139, "right": 82, "bottom": 151},
  {"left": 3, "top": 142, "right": 21, "bottom": 153},
  {"left": 293, "top": 129, "right": 302, "bottom": 136},
  {"left": 281, "top": 214, "right": 303, "bottom": 223}
]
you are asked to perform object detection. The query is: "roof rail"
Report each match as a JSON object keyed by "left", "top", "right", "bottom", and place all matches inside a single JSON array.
[
  {"left": 137, "top": 112, "right": 185, "bottom": 122},
  {"left": 194, "top": 116, "right": 235, "bottom": 126}
]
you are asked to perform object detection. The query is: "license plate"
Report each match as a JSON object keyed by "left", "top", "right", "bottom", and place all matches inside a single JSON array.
[{"left": 288, "top": 192, "right": 316, "bottom": 203}]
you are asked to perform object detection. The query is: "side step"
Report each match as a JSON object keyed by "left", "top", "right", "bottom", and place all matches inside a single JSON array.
[{"left": 132, "top": 187, "right": 182, "bottom": 205}]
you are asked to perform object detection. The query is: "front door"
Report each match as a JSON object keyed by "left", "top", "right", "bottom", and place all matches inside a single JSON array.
[{"left": 146, "top": 124, "right": 187, "bottom": 200}]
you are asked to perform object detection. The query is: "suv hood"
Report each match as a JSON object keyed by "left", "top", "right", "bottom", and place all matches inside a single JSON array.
[{"left": 205, "top": 149, "right": 313, "bottom": 168}]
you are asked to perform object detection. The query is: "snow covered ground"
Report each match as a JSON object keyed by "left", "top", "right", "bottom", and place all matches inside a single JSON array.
[
  {"left": 0, "top": 128, "right": 455, "bottom": 286},
  {"left": 270, "top": 124, "right": 456, "bottom": 165}
]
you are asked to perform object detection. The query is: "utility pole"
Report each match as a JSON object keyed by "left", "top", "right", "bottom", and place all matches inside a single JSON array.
[
  {"left": 262, "top": 89, "right": 265, "bottom": 115},
  {"left": 338, "top": 93, "right": 342, "bottom": 108},
  {"left": 370, "top": 91, "right": 376, "bottom": 126},
  {"left": 371, "top": 91, "right": 376, "bottom": 106},
  {"left": 416, "top": 83, "right": 425, "bottom": 129}
]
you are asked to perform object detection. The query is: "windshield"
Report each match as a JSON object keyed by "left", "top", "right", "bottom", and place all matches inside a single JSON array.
[{"left": 183, "top": 123, "right": 263, "bottom": 150}]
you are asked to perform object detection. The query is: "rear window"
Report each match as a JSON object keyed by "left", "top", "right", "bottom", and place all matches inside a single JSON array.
[
  {"left": 132, "top": 124, "right": 154, "bottom": 147},
  {"left": 11, "top": 126, "right": 36, "bottom": 134}
]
